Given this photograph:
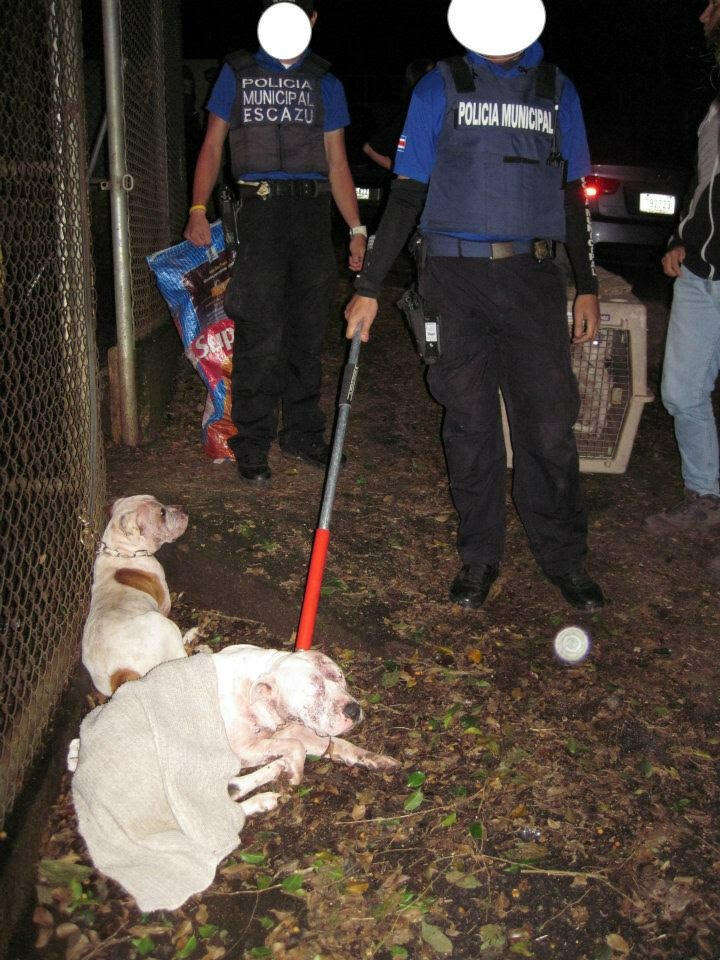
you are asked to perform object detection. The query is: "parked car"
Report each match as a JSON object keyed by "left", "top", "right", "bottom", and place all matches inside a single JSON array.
[{"left": 583, "top": 164, "right": 687, "bottom": 249}]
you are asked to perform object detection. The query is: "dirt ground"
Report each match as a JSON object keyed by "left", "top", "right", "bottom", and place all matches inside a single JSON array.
[{"left": 27, "top": 256, "right": 720, "bottom": 960}]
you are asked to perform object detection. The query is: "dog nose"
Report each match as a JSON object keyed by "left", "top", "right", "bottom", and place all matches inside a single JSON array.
[{"left": 342, "top": 701, "right": 362, "bottom": 723}]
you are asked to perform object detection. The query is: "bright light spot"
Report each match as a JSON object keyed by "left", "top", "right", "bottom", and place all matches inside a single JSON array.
[
  {"left": 447, "top": 0, "right": 546, "bottom": 57},
  {"left": 584, "top": 186, "right": 599, "bottom": 198},
  {"left": 258, "top": 2, "right": 312, "bottom": 61},
  {"left": 553, "top": 626, "right": 590, "bottom": 664}
]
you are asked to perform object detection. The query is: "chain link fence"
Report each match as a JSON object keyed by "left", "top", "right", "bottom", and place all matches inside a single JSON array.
[
  {"left": 0, "top": 0, "right": 186, "bottom": 830},
  {"left": 0, "top": 0, "right": 105, "bottom": 828},
  {"left": 118, "top": 0, "right": 186, "bottom": 341}
]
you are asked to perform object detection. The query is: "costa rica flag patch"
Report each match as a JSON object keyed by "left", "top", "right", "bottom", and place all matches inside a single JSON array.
[{"left": 397, "top": 135, "right": 407, "bottom": 152}]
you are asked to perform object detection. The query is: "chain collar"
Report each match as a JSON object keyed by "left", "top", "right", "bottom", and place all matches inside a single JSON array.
[{"left": 97, "top": 541, "right": 152, "bottom": 559}]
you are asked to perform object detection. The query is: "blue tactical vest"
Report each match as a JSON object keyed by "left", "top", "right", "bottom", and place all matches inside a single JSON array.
[
  {"left": 421, "top": 57, "right": 567, "bottom": 241},
  {"left": 226, "top": 50, "right": 329, "bottom": 179}
]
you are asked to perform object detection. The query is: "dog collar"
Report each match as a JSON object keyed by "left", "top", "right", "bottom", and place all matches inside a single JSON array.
[{"left": 97, "top": 541, "right": 152, "bottom": 559}]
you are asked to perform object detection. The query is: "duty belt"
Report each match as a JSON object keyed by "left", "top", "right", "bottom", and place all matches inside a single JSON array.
[
  {"left": 236, "top": 179, "right": 332, "bottom": 200},
  {"left": 424, "top": 236, "right": 533, "bottom": 259}
]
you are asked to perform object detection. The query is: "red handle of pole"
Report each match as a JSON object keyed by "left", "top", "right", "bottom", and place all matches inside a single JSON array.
[{"left": 295, "top": 527, "right": 331, "bottom": 650}]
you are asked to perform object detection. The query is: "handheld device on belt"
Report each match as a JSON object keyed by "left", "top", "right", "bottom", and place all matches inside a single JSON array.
[
  {"left": 218, "top": 184, "right": 242, "bottom": 251},
  {"left": 397, "top": 286, "right": 441, "bottom": 364}
]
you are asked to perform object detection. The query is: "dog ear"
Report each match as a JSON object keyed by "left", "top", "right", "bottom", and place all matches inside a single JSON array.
[
  {"left": 250, "top": 674, "right": 278, "bottom": 703},
  {"left": 249, "top": 674, "right": 286, "bottom": 728},
  {"left": 118, "top": 509, "right": 140, "bottom": 539}
]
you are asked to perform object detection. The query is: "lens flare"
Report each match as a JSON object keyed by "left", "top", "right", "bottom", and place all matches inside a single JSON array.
[{"left": 553, "top": 626, "right": 590, "bottom": 663}]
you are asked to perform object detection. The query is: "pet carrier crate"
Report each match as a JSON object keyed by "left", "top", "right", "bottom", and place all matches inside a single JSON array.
[{"left": 501, "top": 279, "right": 653, "bottom": 474}]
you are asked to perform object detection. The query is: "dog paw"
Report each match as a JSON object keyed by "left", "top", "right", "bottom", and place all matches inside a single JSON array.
[
  {"left": 285, "top": 763, "right": 305, "bottom": 787},
  {"left": 193, "top": 643, "right": 213, "bottom": 655},
  {"left": 67, "top": 738, "right": 80, "bottom": 772},
  {"left": 239, "top": 791, "right": 281, "bottom": 817},
  {"left": 365, "top": 753, "right": 401, "bottom": 771}
]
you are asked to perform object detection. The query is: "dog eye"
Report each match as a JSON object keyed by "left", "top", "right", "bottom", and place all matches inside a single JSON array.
[{"left": 160, "top": 508, "right": 166, "bottom": 519}]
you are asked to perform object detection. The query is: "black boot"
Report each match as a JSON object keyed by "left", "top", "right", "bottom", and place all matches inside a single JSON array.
[
  {"left": 280, "top": 436, "right": 345, "bottom": 469},
  {"left": 237, "top": 455, "right": 271, "bottom": 486},
  {"left": 546, "top": 568, "right": 605, "bottom": 611},
  {"left": 449, "top": 564, "right": 499, "bottom": 608}
]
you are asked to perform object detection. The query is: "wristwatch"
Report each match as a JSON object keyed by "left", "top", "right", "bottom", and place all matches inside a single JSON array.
[{"left": 349, "top": 225, "right": 368, "bottom": 238}]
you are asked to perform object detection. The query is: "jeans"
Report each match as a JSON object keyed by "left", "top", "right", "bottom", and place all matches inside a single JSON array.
[
  {"left": 662, "top": 266, "right": 720, "bottom": 497},
  {"left": 420, "top": 254, "right": 587, "bottom": 576}
]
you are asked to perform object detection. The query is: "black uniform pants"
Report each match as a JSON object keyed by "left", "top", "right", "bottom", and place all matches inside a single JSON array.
[
  {"left": 223, "top": 194, "right": 337, "bottom": 465},
  {"left": 419, "top": 254, "right": 588, "bottom": 577}
]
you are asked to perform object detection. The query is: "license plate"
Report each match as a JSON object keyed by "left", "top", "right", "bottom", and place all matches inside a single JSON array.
[
  {"left": 356, "top": 187, "right": 371, "bottom": 200},
  {"left": 639, "top": 192, "right": 676, "bottom": 215}
]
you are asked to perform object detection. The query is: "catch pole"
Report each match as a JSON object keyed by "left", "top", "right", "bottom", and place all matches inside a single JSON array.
[{"left": 295, "top": 328, "right": 363, "bottom": 650}]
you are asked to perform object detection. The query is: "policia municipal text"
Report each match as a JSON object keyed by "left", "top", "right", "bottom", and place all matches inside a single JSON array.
[
  {"left": 346, "top": 41, "right": 605, "bottom": 611},
  {"left": 185, "top": 0, "right": 366, "bottom": 485}
]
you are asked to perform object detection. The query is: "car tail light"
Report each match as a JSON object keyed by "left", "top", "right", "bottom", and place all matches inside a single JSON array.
[{"left": 583, "top": 176, "right": 620, "bottom": 200}]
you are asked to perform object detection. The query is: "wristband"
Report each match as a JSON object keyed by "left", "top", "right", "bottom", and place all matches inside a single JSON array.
[
  {"left": 189, "top": 204, "right": 207, "bottom": 214},
  {"left": 349, "top": 225, "right": 368, "bottom": 238}
]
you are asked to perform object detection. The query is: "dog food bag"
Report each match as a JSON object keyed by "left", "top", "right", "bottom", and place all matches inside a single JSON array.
[{"left": 147, "top": 222, "right": 236, "bottom": 460}]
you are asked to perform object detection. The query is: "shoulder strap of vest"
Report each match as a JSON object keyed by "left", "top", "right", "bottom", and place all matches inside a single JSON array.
[
  {"left": 225, "top": 49, "right": 256, "bottom": 74},
  {"left": 444, "top": 55, "right": 475, "bottom": 94},
  {"left": 535, "top": 62, "right": 564, "bottom": 106},
  {"left": 302, "top": 51, "right": 331, "bottom": 77}
]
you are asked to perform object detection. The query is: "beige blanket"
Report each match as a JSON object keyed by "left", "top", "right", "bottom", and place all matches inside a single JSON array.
[{"left": 72, "top": 654, "right": 245, "bottom": 912}]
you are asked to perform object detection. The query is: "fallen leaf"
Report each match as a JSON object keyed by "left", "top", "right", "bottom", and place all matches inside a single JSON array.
[
  {"left": 446, "top": 869, "right": 480, "bottom": 890},
  {"left": 39, "top": 860, "right": 91, "bottom": 885},
  {"left": 606, "top": 932, "right": 630, "bottom": 954},
  {"left": 404, "top": 789, "right": 424, "bottom": 811},
  {"left": 345, "top": 882, "right": 369, "bottom": 895},
  {"left": 66, "top": 932, "right": 91, "bottom": 960},
  {"left": 176, "top": 934, "right": 199, "bottom": 958},
  {"left": 421, "top": 921, "right": 453, "bottom": 955},
  {"left": 130, "top": 925, "right": 172, "bottom": 937},
  {"left": 33, "top": 906, "right": 53, "bottom": 927},
  {"left": 480, "top": 924, "right": 507, "bottom": 952}
]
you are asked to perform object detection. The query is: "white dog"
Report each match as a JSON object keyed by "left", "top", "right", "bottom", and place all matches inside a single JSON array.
[
  {"left": 82, "top": 495, "right": 191, "bottom": 696},
  {"left": 67, "top": 644, "right": 398, "bottom": 812},
  {"left": 213, "top": 644, "right": 399, "bottom": 804}
]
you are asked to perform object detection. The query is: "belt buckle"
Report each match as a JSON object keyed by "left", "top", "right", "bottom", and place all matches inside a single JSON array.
[
  {"left": 256, "top": 181, "right": 271, "bottom": 201},
  {"left": 532, "top": 239, "right": 552, "bottom": 262},
  {"left": 490, "top": 242, "right": 514, "bottom": 260}
]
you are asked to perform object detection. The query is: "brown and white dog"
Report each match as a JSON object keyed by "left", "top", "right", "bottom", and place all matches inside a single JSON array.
[
  {"left": 213, "top": 644, "right": 399, "bottom": 806},
  {"left": 82, "top": 495, "right": 191, "bottom": 696}
]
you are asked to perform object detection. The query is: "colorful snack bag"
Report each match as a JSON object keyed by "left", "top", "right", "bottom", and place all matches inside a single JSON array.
[{"left": 147, "top": 222, "right": 236, "bottom": 460}]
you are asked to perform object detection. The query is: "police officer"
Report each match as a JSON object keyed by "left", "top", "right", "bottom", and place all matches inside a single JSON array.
[
  {"left": 345, "top": 0, "right": 605, "bottom": 611},
  {"left": 185, "top": 0, "right": 367, "bottom": 485}
]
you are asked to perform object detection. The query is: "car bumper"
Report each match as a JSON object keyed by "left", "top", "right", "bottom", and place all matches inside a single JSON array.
[{"left": 591, "top": 219, "right": 674, "bottom": 246}]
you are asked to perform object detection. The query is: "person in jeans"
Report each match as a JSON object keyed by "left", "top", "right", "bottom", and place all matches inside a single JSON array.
[{"left": 645, "top": 0, "right": 720, "bottom": 576}]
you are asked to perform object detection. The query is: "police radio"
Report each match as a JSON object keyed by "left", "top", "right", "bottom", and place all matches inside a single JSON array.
[
  {"left": 218, "top": 184, "right": 241, "bottom": 251},
  {"left": 397, "top": 286, "right": 441, "bottom": 365}
]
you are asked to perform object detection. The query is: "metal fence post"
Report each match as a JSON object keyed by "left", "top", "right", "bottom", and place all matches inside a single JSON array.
[{"left": 101, "top": 0, "right": 139, "bottom": 445}]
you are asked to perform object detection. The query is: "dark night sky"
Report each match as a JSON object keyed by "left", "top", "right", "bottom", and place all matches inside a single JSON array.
[
  {"left": 81, "top": 0, "right": 718, "bottom": 171},
  {"left": 179, "top": 0, "right": 715, "bottom": 169}
]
